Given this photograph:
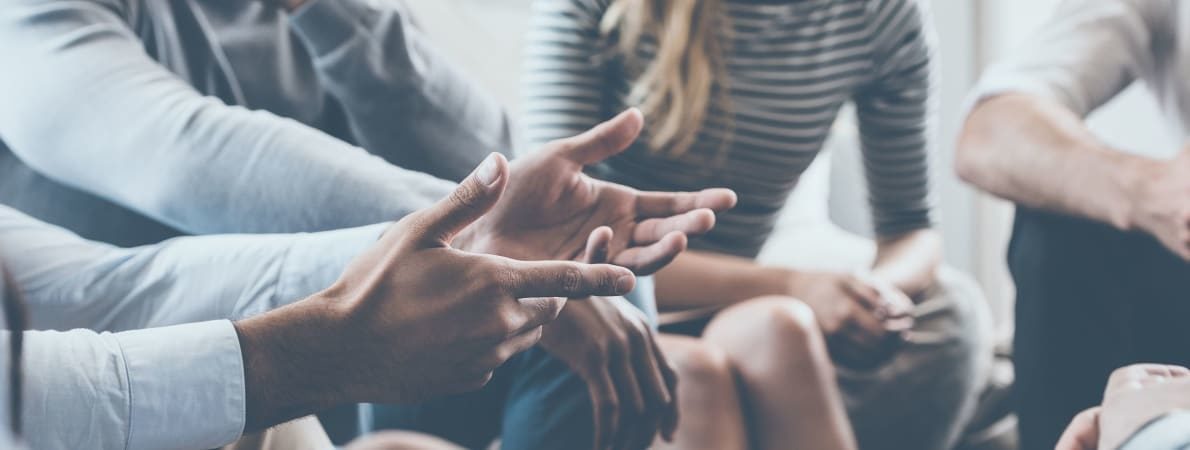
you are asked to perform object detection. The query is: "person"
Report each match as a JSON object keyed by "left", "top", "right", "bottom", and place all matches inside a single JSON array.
[
  {"left": 1057, "top": 364, "right": 1190, "bottom": 450},
  {"left": 0, "top": 0, "right": 738, "bottom": 448},
  {"left": 0, "top": 152, "right": 675, "bottom": 449},
  {"left": 522, "top": 1, "right": 993, "bottom": 449},
  {"left": 954, "top": 0, "right": 1190, "bottom": 447}
]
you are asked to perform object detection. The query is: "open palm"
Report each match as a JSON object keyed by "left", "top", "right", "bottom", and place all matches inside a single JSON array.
[{"left": 460, "top": 109, "right": 736, "bottom": 274}]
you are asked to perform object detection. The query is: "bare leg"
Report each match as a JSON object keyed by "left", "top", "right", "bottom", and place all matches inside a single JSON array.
[
  {"left": 702, "top": 297, "right": 856, "bottom": 450},
  {"left": 344, "top": 431, "right": 463, "bottom": 450},
  {"left": 653, "top": 334, "right": 748, "bottom": 450}
]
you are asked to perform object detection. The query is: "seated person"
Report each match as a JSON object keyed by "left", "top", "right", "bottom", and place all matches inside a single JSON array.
[
  {"left": 0, "top": 0, "right": 737, "bottom": 445},
  {"left": 956, "top": 0, "right": 1190, "bottom": 446},
  {"left": 1058, "top": 364, "right": 1190, "bottom": 450},
  {"left": 522, "top": 0, "right": 992, "bottom": 449},
  {"left": 0, "top": 156, "right": 685, "bottom": 449}
]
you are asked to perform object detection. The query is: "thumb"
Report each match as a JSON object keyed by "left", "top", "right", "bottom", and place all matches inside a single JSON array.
[
  {"left": 552, "top": 108, "right": 643, "bottom": 165},
  {"left": 413, "top": 153, "right": 508, "bottom": 244}
]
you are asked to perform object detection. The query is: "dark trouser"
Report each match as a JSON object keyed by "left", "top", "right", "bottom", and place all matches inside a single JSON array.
[
  {"left": 1010, "top": 208, "right": 1190, "bottom": 450},
  {"left": 321, "top": 278, "right": 658, "bottom": 449}
]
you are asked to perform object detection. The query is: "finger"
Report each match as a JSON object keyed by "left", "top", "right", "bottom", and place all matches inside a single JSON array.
[
  {"left": 411, "top": 153, "right": 509, "bottom": 244},
  {"left": 583, "top": 226, "right": 614, "bottom": 264},
  {"left": 611, "top": 357, "right": 646, "bottom": 450},
  {"left": 552, "top": 108, "right": 644, "bottom": 165},
  {"left": 842, "top": 276, "right": 884, "bottom": 311},
  {"left": 630, "top": 328, "right": 674, "bottom": 447},
  {"left": 1171, "top": 366, "right": 1190, "bottom": 377},
  {"left": 502, "top": 260, "right": 636, "bottom": 298},
  {"left": 610, "top": 232, "right": 688, "bottom": 275},
  {"left": 590, "top": 369, "right": 620, "bottom": 450},
  {"left": 514, "top": 297, "right": 568, "bottom": 332},
  {"left": 635, "top": 188, "right": 738, "bottom": 217},
  {"left": 1055, "top": 407, "right": 1100, "bottom": 450},
  {"left": 490, "top": 326, "right": 545, "bottom": 368},
  {"left": 632, "top": 210, "right": 716, "bottom": 244},
  {"left": 651, "top": 337, "right": 681, "bottom": 442}
]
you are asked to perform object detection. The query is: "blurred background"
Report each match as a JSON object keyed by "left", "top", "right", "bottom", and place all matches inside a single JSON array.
[{"left": 402, "top": 0, "right": 1178, "bottom": 343}]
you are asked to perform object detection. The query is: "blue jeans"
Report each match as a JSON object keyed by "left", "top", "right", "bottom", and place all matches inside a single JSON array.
[{"left": 319, "top": 278, "right": 657, "bottom": 448}]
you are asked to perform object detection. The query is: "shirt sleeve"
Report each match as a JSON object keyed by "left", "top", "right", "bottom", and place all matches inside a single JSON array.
[
  {"left": 966, "top": 0, "right": 1170, "bottom": 117},
  {"left": 0, "top": 205, "right": 385, "bottom": 332},
  {"left": 1119, "top": 411, "right": 1190, "bottom": 450},
  {"left": 0, "top": 0, "right": 455, "bottom": 236},
  {"left": 18, "top": 321, "right": 246, "bottom": 450},
  {"left": 520, "top": 0, "right": 614, "bottom": 152},
  {"left": 288, "top": 0, "right": 513, "bottom": 182},
  {"left": 853, "top": 0, "right": 937, "bottom": 237}
]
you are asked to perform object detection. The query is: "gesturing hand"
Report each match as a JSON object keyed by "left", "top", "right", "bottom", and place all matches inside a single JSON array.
[
  {"left": 785, "top": 271, "right": 914, "bottom": 370},
  {"left": 235, "top": 154, "right": 637, "bottom": 430},
  {"left": 539, "top": 227, "right": 680, "bottom": 450},
  {"left": 459, "top": 108, "right": 737, "bottom": 274}
]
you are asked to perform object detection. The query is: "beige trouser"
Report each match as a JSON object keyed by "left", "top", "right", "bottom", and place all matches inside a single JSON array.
[{"left": 223, "top": 416, "right": 333, "bottom": 450}]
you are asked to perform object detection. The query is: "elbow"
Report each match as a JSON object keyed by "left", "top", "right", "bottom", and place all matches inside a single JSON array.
[{"left": 953, "top": 105, "right": 999, "bottom": 189}]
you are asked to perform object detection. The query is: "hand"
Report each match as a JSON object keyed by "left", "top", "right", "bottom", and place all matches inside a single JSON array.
[
  {"left": 235, "top": 154, "right": 637, "bottom": 430},
  {"left": 458, "top": 108, "right": 737, "bottom": 275},
  {"left": 538, "top": 227, "right": 679, "bottom": 450},
  {"left": 1056, "top": 407, "right": 1101, "bottom": 450},
  {"left": 1098, "top": 364, "right": 1190, "bottom": 450},
  {"left": 1127, "top": 148, "right": 1190, "bottom": 260},
  {"left": 784, "top": 271, "right": 914, "bottom": 369}
]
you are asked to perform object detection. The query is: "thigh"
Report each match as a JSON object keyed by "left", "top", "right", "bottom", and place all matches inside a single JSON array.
[
  {"left": 838, "top": 267, "right": 993, "bottom": 450},
  {"left": 1009, "top": 209, "right": 1136, "bottom": 450}
]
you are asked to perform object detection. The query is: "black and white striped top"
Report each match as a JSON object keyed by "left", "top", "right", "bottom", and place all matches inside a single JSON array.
[{"left": 522, "top": 0, "right": 937, "bottom": 258}]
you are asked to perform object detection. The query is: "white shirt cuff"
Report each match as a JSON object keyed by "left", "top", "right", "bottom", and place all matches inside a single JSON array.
[{"left": 115, "top": 320, "right": 246, "bottom": 450}]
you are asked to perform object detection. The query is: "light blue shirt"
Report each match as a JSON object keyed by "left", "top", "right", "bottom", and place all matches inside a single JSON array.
[
  {"left": 0, "top": 205, "right": 385, "bottom": 449},
  {"left": 0, "top": 0, "right": 509, "bottom": 247}
]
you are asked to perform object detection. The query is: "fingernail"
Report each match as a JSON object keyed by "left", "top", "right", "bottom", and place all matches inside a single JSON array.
[
  {"left": 616, "top": 275, "right": 634, "bottom": 293},
  {"left": 475, "top": 153, "right": 501, "bottom": 186}
]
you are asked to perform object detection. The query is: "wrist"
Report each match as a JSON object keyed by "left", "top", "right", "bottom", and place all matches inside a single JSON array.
[
  {"left": 1116, "top": 155, "right": 1161, "bottom": 232},
  {"left": 234, "top": 293, "right": 350, "bottom": 430}
]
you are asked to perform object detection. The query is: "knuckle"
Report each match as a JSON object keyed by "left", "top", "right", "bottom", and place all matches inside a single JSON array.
[
  {"left": 560, "top": 265, "right": 584, "bottom": 294},
  {"left": 448, "top": 179, "right": 485, "bottom": 210}
]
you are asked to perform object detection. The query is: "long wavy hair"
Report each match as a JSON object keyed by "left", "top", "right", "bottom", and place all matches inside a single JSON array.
[{"left": 599, "top": 0, "right": 732, "bottom": 158}]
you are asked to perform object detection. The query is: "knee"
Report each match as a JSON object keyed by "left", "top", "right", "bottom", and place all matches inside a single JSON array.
[
  {"left": 666, "top": 339, "right": 735, "bottom": 387},
  {"left": 704, "top": 296, "right": 822, "bottom": 354}
]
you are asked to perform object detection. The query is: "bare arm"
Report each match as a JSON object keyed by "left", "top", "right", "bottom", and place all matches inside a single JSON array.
[
  {"left": 654, "top": 251, "right": 789, "bottom": 311},
  {"left": 956, "top": 94, "right": 1151, "bottom": 230},
  {"left": 871, "top": 228, "right": 941, "bottom": 298}
]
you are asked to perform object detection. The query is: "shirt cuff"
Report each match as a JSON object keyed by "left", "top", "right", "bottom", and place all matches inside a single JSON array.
[
  {"left": 274, "top": 223, "right": 389, "bottom": 306},
  {"left": 115, "top": 320, "right": 246, "bottom": 450},
  {"left": 288, "top": 0, "right": 374, "bottom": 57},
  {"left": 1119, "top": 411, "right": 1190, "bottom": 450}
]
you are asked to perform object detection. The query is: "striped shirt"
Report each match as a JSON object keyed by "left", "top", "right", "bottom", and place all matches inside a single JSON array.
[{"left": 522, "top": 0, "right": 937, "bottom": 258}]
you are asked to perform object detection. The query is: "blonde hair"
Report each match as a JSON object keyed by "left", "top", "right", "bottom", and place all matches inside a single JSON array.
[{"left": 600, "top": 0, "right": 730, "bottom": 157}]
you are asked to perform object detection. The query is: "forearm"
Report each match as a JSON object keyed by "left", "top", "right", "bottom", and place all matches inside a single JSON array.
[
  {"left": 235, "top": 294, "right": 350, "bottom": 432},
  {"left": 871, "top": 228, "right": 942, "bottom": 297},
  {"left": 0, "top": 2, "right": 454, "bottom": 234},
  {"left": 956, "top": 94, "right": 1150, "bottom": 230},
  {"left": 654, "top": 251, "right": 789, "bottom": 310},
  {"left": 1, "top": 204, "right": 385, "bottom": 331},
  {"left": 21, "top": 322, "right": 246, "bottom": 450}
]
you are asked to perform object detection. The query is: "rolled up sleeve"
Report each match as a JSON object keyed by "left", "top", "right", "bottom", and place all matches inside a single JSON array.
[{"left": 966, "top": 0, "right": 1168, "bottom": 117}]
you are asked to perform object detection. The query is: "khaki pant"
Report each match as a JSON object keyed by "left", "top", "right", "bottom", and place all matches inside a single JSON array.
[{"left": 223, "top": 416, "right": 333, "bottom": 450}]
